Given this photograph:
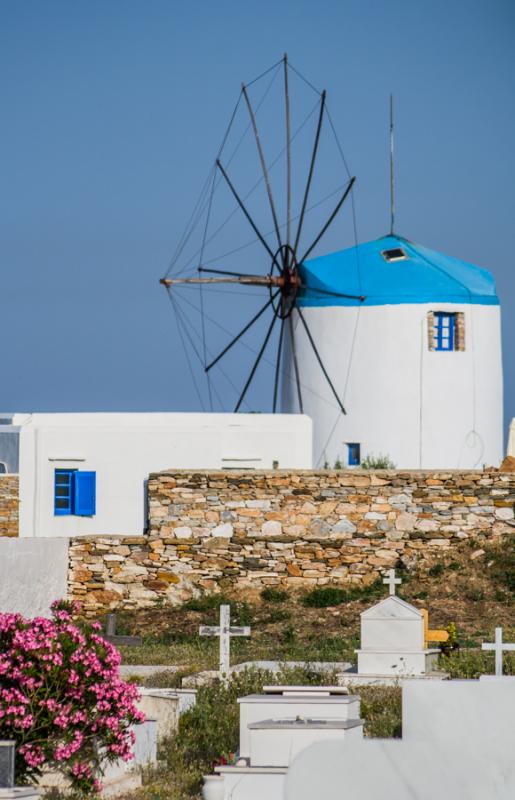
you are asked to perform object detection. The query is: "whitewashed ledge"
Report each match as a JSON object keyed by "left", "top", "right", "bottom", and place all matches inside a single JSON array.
[
  {"left": 119, "top": 664, "right": 183, "bottom": 678},
  {"left": 182, "top": 661, "right": 353, "bottom": 688},
  {"left": 121, "top": 661, "right": 449, "bottom": 688},
  {"left": 336, "top": 668, "right": 450, "bottom": 687}
]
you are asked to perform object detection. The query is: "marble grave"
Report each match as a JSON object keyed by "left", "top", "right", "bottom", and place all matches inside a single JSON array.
[
  {"left": 285, "top": 675, "right": 515, "bottom": 799},
  {"left": 354, "top": 570, "right": 441, "bottom": 678},
  {"left": 0, "top": 741, "right": 40, "bottom": 800},
  {"left": 203, "top": 685, "right": 363, "bottom": 800}
]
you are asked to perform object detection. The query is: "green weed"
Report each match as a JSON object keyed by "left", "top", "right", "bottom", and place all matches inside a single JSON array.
[
  {"left": 356, "top": 685, "right": 402, "bottom": 738},
  {"left": 440, "top": 649, "right": 515, "bottom": 678},
  {"left": 145, "top": 669, "right": 400, "bottom": 798},
  {"left": 260, "top": 587, "right": 289, "bottom": 603},
  {"left": 360, "top": 453, "right": 396, "bottom": 469},
  {"left": 301, "top": 579, "right": 383, "bottom": 608},
  {"left": 486, "top": 536, "right": 515, "bottom": 595}
]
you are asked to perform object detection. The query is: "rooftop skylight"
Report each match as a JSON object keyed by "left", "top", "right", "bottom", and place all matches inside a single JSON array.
[{"left": 381, "top": 247, "right": 407, "bottom": 263}]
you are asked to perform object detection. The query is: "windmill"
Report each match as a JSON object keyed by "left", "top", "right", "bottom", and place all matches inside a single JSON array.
[{"left": 160, "top": 55, "right": 364, "bottom": 416}]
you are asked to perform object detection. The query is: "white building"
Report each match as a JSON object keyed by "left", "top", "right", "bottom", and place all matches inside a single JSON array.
[
  {"left": 283, "top": 234, "right": 503, "bottom": 469},
  {"left": 508, "top": 419, "right": 515, "bottom": 458},
  {"left": 0, "top": 412, "right": 312, "bottom": 538}
]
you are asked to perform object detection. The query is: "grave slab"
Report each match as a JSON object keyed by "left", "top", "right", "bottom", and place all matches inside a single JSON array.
[
  {"left": 213, "top": 766, "right": 286, "bottom": 800},
  {"left": 248, "top": 717, "right": 363, "bottom": 766},
  {"left": 238, "top": 690, "right": 361, "bottom": 758},
  {"left": 0, "top": 741, "right": 39, "bottom": 799},
  {"left": 119, "top": 664, "right": 182, "bottom": 679},
  {"left": 204, "top": 684, "right": 364, "bottom": 799},
  {"left": 137, "top": 688, "right": 197, "bottom": 740},
  {"left": 285, "top": 678, "right": 515, "bottom": 800}
]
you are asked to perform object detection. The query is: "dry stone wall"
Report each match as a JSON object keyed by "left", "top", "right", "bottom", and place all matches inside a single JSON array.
[
  {"left": 68, "top": 469, "right": 515, "bottom": 615},
  {"left": 0, "top": 475, "right": 19, "bottom": 537}
]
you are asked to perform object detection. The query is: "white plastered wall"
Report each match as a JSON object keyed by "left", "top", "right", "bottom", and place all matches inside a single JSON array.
[
  {"left": 282, "top": 303, "right": 503, "bottom": 469},
  {"left": 0, "top": 537, "right": 68, "bottom": 616},
  {"left": 17, "top": 413, "right": 312, "bottom": 538},
  {"left": 508, "top": 419, "right": 515, "bottom": 457}
]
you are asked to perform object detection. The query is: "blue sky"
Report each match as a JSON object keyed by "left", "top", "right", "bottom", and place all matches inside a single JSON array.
[{"left": 1, "top": 1, "right": 514, "bottom": 437}]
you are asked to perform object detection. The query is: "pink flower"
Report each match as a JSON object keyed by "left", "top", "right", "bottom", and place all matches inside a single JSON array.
[{"left": 0, "top": 602, "right": 142, "bottom": 795}]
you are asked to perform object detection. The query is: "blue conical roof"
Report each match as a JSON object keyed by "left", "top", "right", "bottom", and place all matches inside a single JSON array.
[{"left": 298, "top": 234, "right": 499, "bottom": 307}]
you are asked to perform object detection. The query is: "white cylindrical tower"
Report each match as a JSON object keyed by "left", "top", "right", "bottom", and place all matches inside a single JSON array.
[{"left": 282, "top": 234, "right": 503, "bottom": 469}]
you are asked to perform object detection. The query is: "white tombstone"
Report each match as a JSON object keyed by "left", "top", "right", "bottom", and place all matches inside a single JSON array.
[
  {"left": 132, "top": 719, "right": 157, "bottom": 766},
  {"left": 136, "top": 688, "right": 197, "bottom": 741},
  {"left": 247, "top": 717, "right": 363, "bottom": 767},
  {"left": 237, "top": 687, "right": 361, "bottom": 759},
  {"left": 285, "top": 678, "right": 515, "bottom": 800},
  {"left": 0, "top": 741, "right": 40, "bottom": 800},
  {"left": 356, "top": 595, "right": 439, "bottom": 676},
  {"left": 209, "top": 686, "right": 363, "bottom": 800}
]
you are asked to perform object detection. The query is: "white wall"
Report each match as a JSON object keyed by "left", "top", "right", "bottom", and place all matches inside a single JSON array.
[
  {"left": 282, "top": 303, "right": 503, "bottom": 469},
  {"left": 17, "top": 413, "right": 312, "bottom": 538},
  {"left": 508, "top": 419, "right": 515, "bottom": 457},
  {"left": 0, "top": 537, "right": 69, "bottom": 616},
  {"left": 285, "top": 679, "right": 515, "bottom": 800}
]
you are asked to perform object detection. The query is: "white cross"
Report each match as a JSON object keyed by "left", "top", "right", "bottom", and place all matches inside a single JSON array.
[
  {"left": 199, "top": 604, "right": 251, "bottom": 682},
  {"left": 383, "top": 568, "right": 402, "bottom": 596},
  {"left": 481, "top": 627, "right": 515, "bottom": 677}
]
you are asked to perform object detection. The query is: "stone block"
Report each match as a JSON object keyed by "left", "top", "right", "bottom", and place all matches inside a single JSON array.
[
  {"left": 173, "top": 526, "right": 193, "bottom": 538},
  {"left": 261, "top": 520, "right": 282, "bottom": 537},
  {"left": 332, "top": 518, "right": 357, "bottom": 534},
  {"left": 211, "top": 523, "right": 234, "bottom": 538},
  {"left": 156, "top": 571, "right": 180, "bottom": 583}
]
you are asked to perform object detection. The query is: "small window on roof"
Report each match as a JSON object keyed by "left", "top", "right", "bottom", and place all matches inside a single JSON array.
[{"left": 381, "top": 247, "right": 407, "bottom": 262}]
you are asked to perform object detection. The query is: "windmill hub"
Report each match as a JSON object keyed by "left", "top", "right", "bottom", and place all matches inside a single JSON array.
[{"left": 270, "top": 244, "right": 301, "bottom": 319}]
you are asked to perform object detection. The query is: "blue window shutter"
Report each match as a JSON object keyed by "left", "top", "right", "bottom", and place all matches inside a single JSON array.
[
  {"left": 448, "top": 316, "right": 455, "bottom": 350},
  {"left": 54, "top": 469, "right": 75, "bottom": 515},
  {"left": 74, "top": 471, "right": 96, "bottom": 516}
]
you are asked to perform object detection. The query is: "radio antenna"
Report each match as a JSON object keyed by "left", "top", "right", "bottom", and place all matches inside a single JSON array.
[{"left": 389, "top": 93, "right": 395, "bottom": 235}]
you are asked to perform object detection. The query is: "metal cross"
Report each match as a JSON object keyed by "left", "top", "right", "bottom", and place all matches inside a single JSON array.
[
  {"left": 104, "top": 613, "right": 143, "bottom": 647},
  {"left": 0, "top": 741, "right": 15, "bottom": 789},
  {"left": 199, "top": 604, "right": 251, "bottom": 681},
  {"left": 482, "top": 627, "right": 515, "bottom": 677},
  {"left": 383, "top": 568, "right": 402, "bottom": 596}
]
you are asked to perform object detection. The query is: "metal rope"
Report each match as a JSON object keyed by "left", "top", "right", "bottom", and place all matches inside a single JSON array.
[
  {"left": 174, "top": 289, "right": 343, "bottom": 413},
  {"left": 170, "top": 97, "right": 321, "bottom": 278},
  {"left": 171, "top": 290, "right": 253, "bottom": 411},
  {"left": 167, "top": 291, "right": 206, "bottom": 411},
  {"left": 168, "top": 64, "right": 281, "bottom": 278}
]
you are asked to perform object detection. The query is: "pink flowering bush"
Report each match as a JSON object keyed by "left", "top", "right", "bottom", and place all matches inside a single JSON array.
[{"left": 0, "top": 600, "right": 144, "bottom": 796}]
